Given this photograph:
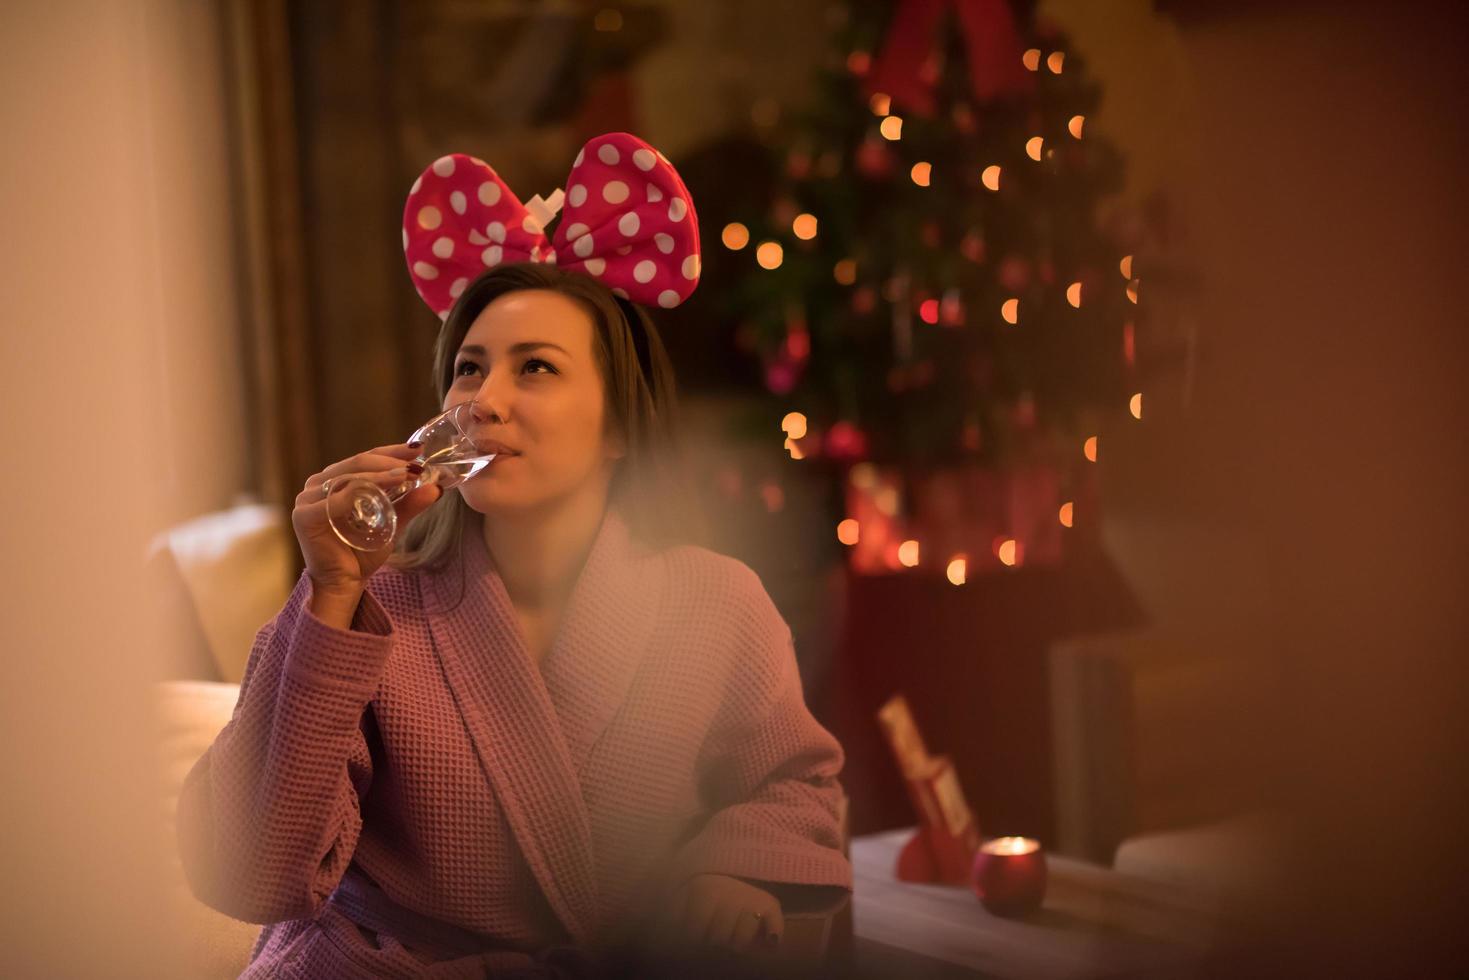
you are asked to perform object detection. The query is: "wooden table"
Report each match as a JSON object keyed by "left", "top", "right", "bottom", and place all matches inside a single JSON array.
[{"left": 849, "top": 829, "right": 1223, "bottom": 979}]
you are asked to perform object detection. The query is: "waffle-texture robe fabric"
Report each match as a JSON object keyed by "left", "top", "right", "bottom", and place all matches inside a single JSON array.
[{"left": 176, "top": 506, "right": 852, "bottom": 978}]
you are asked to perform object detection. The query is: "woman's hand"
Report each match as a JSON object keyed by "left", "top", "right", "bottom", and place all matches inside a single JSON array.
[
  {"left": 653, "top": 873, "right": 783, "bottom": 954},
  {"left": 292, "top": 442, "right": 442, "bottom": 602}
]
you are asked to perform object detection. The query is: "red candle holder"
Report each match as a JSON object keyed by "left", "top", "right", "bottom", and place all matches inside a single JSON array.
[{"left": 970, "top": 836, "right": 1048, "bottom": 917}]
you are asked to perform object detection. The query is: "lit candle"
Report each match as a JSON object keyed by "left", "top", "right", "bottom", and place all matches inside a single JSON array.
[{"left": 970, "top": 836, "right": 1047, "bottom": 916}]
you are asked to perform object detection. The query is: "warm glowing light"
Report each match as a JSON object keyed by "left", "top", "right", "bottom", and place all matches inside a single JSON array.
[
  {"left": 786, "top": 330, "right": 809, "bottom": 359},
  {"left": 834, "top": 258, "right": 857, "bottom": 285},
  {"left": 1001, "top": 298, "right": 1019, "bottom": 324},
  {"left": 980, "top": 836, "right": 1040, "bottom": 856},
  {"left": 919, "top": 299, "right": 939, "bottom": 324},
  {"left": 793, "top": 213, "right": 818, "bottom": 239},
  {"left": 756, "top": 241, "right": 784, "bottom": 270},
  {"left": 869, "top": 92, "right": 891, "bottom": 116},
  {"left": 981, "top": 165, "right": 1002, "bottom": 191},
  {"left": 722, "top": 222, "right": 749, "bottom": 250},
  {"left": 1123, "top": 322, "right": 1136, "bottom": 365},
  {"left": 1068, "top": 115, "right": 1085, "bottom": 139},
  {"left": 1023, "top": 48, "right": 1041, "bottom": 71},
  {"left": 1119, "top": 255, "right": 1133, "bottom": 279},
  {"left": 1126, "top": 279, "right": 1139, "bottom": 304},
  {"left": 1066, "top": 282, "right": 1082, "bottom": 307},
  {"left": 1130, "top": 393, "right": 1143, "bottom": 419},
  {"left": 940, "top": 293, "right": 963, "bottom": 326},
  {"left": 593, "top": 8, "right": 623, "bottom": 31},
  {"left": 761, "top": 481, "right": 785, "bottom": 512},
  {"left": 847, "top": 51, "right": 872, "bottom": 75},
  {"left": 910, "top": 161, "right": 932, "bottom": 186},
  {"left": 784, "top": 437, "right": 804, "bottom": 460},
  {"left": 880, "top": 115, "right": 904, "bottom": 140},
  {"left": 898, "top": 540, "right": 921, "bottom": 567},
  {"left": 1047, "top": 51, "right": 1065, "bottom": 73},
  {"left": 837, "top": 519, "right": 860, "bottom": 546},
  {"left": 850, "top": 463, "right": 878, "bottom": 490},
  {"left": 1026, "top": 136, "right": 1044, "bottom": 161},
  {"left": 946, "top": 556, "right": 967, "bottom": 586},
  {"left": 1059, "top": 502, "right": 1074, "bottom": 528},
  {"left": 875, "top": 486, "right": 900, "bottom": 516},
  {"left": 781, "top": 411, "right": 808, "bottom": 439},
  {"left": 998, "top": 539, "right": 1019, "bottom": 566},
  {"left": 1084, "top": 436, "right": 1098, "bottom": 462}
]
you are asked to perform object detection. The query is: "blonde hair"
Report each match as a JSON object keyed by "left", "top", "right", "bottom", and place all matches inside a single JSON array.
[{"left": 388, "top": 263, "right": 706, "bottom": 574}]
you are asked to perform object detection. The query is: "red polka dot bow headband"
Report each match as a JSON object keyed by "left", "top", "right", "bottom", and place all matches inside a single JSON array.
[{"left": 402, "top": 132, "right": 701, "bottom": 319}]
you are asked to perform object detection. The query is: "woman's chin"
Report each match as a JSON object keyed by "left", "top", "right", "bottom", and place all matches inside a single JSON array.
[
  {"left": 458, "top": 485, "right": 538, "bottom": 514},
  {"left": 457, "top": 482, "right": 504, "bottom": 507}
]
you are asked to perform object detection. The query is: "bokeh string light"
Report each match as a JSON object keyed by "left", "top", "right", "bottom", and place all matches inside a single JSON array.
[{"left": 732, "top": 14, "right": 1147, "bottom": 580}]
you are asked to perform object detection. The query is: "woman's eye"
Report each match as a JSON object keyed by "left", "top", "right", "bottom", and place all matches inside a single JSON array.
[{"left": 454, "top": 359, "right": 555, "bottom": 377}]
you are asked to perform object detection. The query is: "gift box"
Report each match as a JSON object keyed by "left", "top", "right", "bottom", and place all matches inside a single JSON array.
[
  {"left": 877, "top": 695, "right": 980, "bottom": 884},
  {"left": 844, "top": 461, "right": 1093, "bottom": 575}
]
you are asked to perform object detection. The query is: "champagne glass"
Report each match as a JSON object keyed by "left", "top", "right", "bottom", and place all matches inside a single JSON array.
[{"left": 322, "top": 402, "right": 498, "bottom": 551}]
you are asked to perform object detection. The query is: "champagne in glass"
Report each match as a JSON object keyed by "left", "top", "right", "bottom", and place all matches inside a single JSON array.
[{"left": 324, "top": 403, "right": 498, "bottom": 551}]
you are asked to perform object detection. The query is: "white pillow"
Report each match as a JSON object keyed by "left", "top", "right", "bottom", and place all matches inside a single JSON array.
[{"left": 150, "top": 503, "right": 293, "bottom": 683}]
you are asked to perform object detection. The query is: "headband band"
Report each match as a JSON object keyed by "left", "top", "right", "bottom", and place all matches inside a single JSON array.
[{"left": 620, "top": 298, "right": 655, "bottom": 396}]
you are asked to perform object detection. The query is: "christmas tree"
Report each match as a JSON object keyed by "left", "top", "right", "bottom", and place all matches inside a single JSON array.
[
  {"left": 703, "top": 0, "right": 1150, "bottom": 574},
  {"left": 727, "top": 0, "right": 1137, "bottom": 484}
]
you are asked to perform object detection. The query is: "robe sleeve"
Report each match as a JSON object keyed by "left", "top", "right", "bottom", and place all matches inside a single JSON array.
[
  {"left": 174, "top": 570, "right": 394, "bottom": 924},
  {"left": 667, "top": 575, "right": 854, "bottom": 917}
]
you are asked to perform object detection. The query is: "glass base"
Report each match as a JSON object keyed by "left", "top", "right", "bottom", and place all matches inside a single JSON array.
[{"left": 325, "top": 481, "right": 398, "bottom": 551}]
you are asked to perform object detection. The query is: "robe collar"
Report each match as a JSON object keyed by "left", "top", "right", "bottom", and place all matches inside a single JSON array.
[{"left": 419, "top": 505, "right": 664, "bottom": 943}]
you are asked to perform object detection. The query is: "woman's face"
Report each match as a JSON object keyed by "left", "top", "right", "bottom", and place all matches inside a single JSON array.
[{"left": 445, "top": 288, "right": 624, "bottom": 515}]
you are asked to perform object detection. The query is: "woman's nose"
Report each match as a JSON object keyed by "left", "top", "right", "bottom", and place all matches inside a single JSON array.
[{"left": 469, "top": 371, "right": 511, "bottom": 423}]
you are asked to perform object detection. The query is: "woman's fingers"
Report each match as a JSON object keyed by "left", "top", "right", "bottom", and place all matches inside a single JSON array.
[
  {"left": 392, "top": 481, "right": 442, "bottom": 525},
  {"left": 728, "top": 907, "right": 762, "bottom": 952},
  {"left": 704, "top": 902, "right": 744, "bottom": 948},
  {"left": 295, "top": 467, "right": 409, "bottom": 509},
  {"left": 650, "top": 878, "right": 788, "bottom": 955},
  {"left": 302, "top": 444, "right": 421, "bottom": 493},
  {"left": 318, "top": 445, "right": 419, "bottom": 483},
  {"left": 758, "top": 898, "right": 784, "bottom": 948}
]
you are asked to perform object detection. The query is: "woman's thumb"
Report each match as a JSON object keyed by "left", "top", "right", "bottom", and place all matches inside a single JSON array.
[{"left": 397, "top": 482, "right": 443, "bottom": 524}]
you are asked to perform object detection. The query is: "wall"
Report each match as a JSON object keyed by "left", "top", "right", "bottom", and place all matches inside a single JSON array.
[
  {"left": 141, "top": 0, "right": 254, "bottom": 522},
  {"left": 0, "top": 1, "right": 244, "bottom": 974},
  {"left": 1067, "top": 1, "right": 1467, "bottom": 971}
]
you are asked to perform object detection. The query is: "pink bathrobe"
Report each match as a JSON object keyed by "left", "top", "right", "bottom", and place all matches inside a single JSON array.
[{"left": 176, "top": 506, "right": 852, "bottom": 978}]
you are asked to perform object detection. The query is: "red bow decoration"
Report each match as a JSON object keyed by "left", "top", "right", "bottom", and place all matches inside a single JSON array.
[
  {"left": 865, "top": 0, "right": 1034, "bottom": 118},
  {"left": 402, "top": 132, "right": 701, "bottom": 319}
]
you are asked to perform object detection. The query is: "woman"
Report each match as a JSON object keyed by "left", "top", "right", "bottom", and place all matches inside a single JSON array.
[{"left": 176, "top": 135, "right": 852, "bottom": 978}]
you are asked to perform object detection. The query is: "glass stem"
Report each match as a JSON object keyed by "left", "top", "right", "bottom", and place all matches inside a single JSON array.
[{"left": 385, "top": 466, "right": 432, "bottom": 503}]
